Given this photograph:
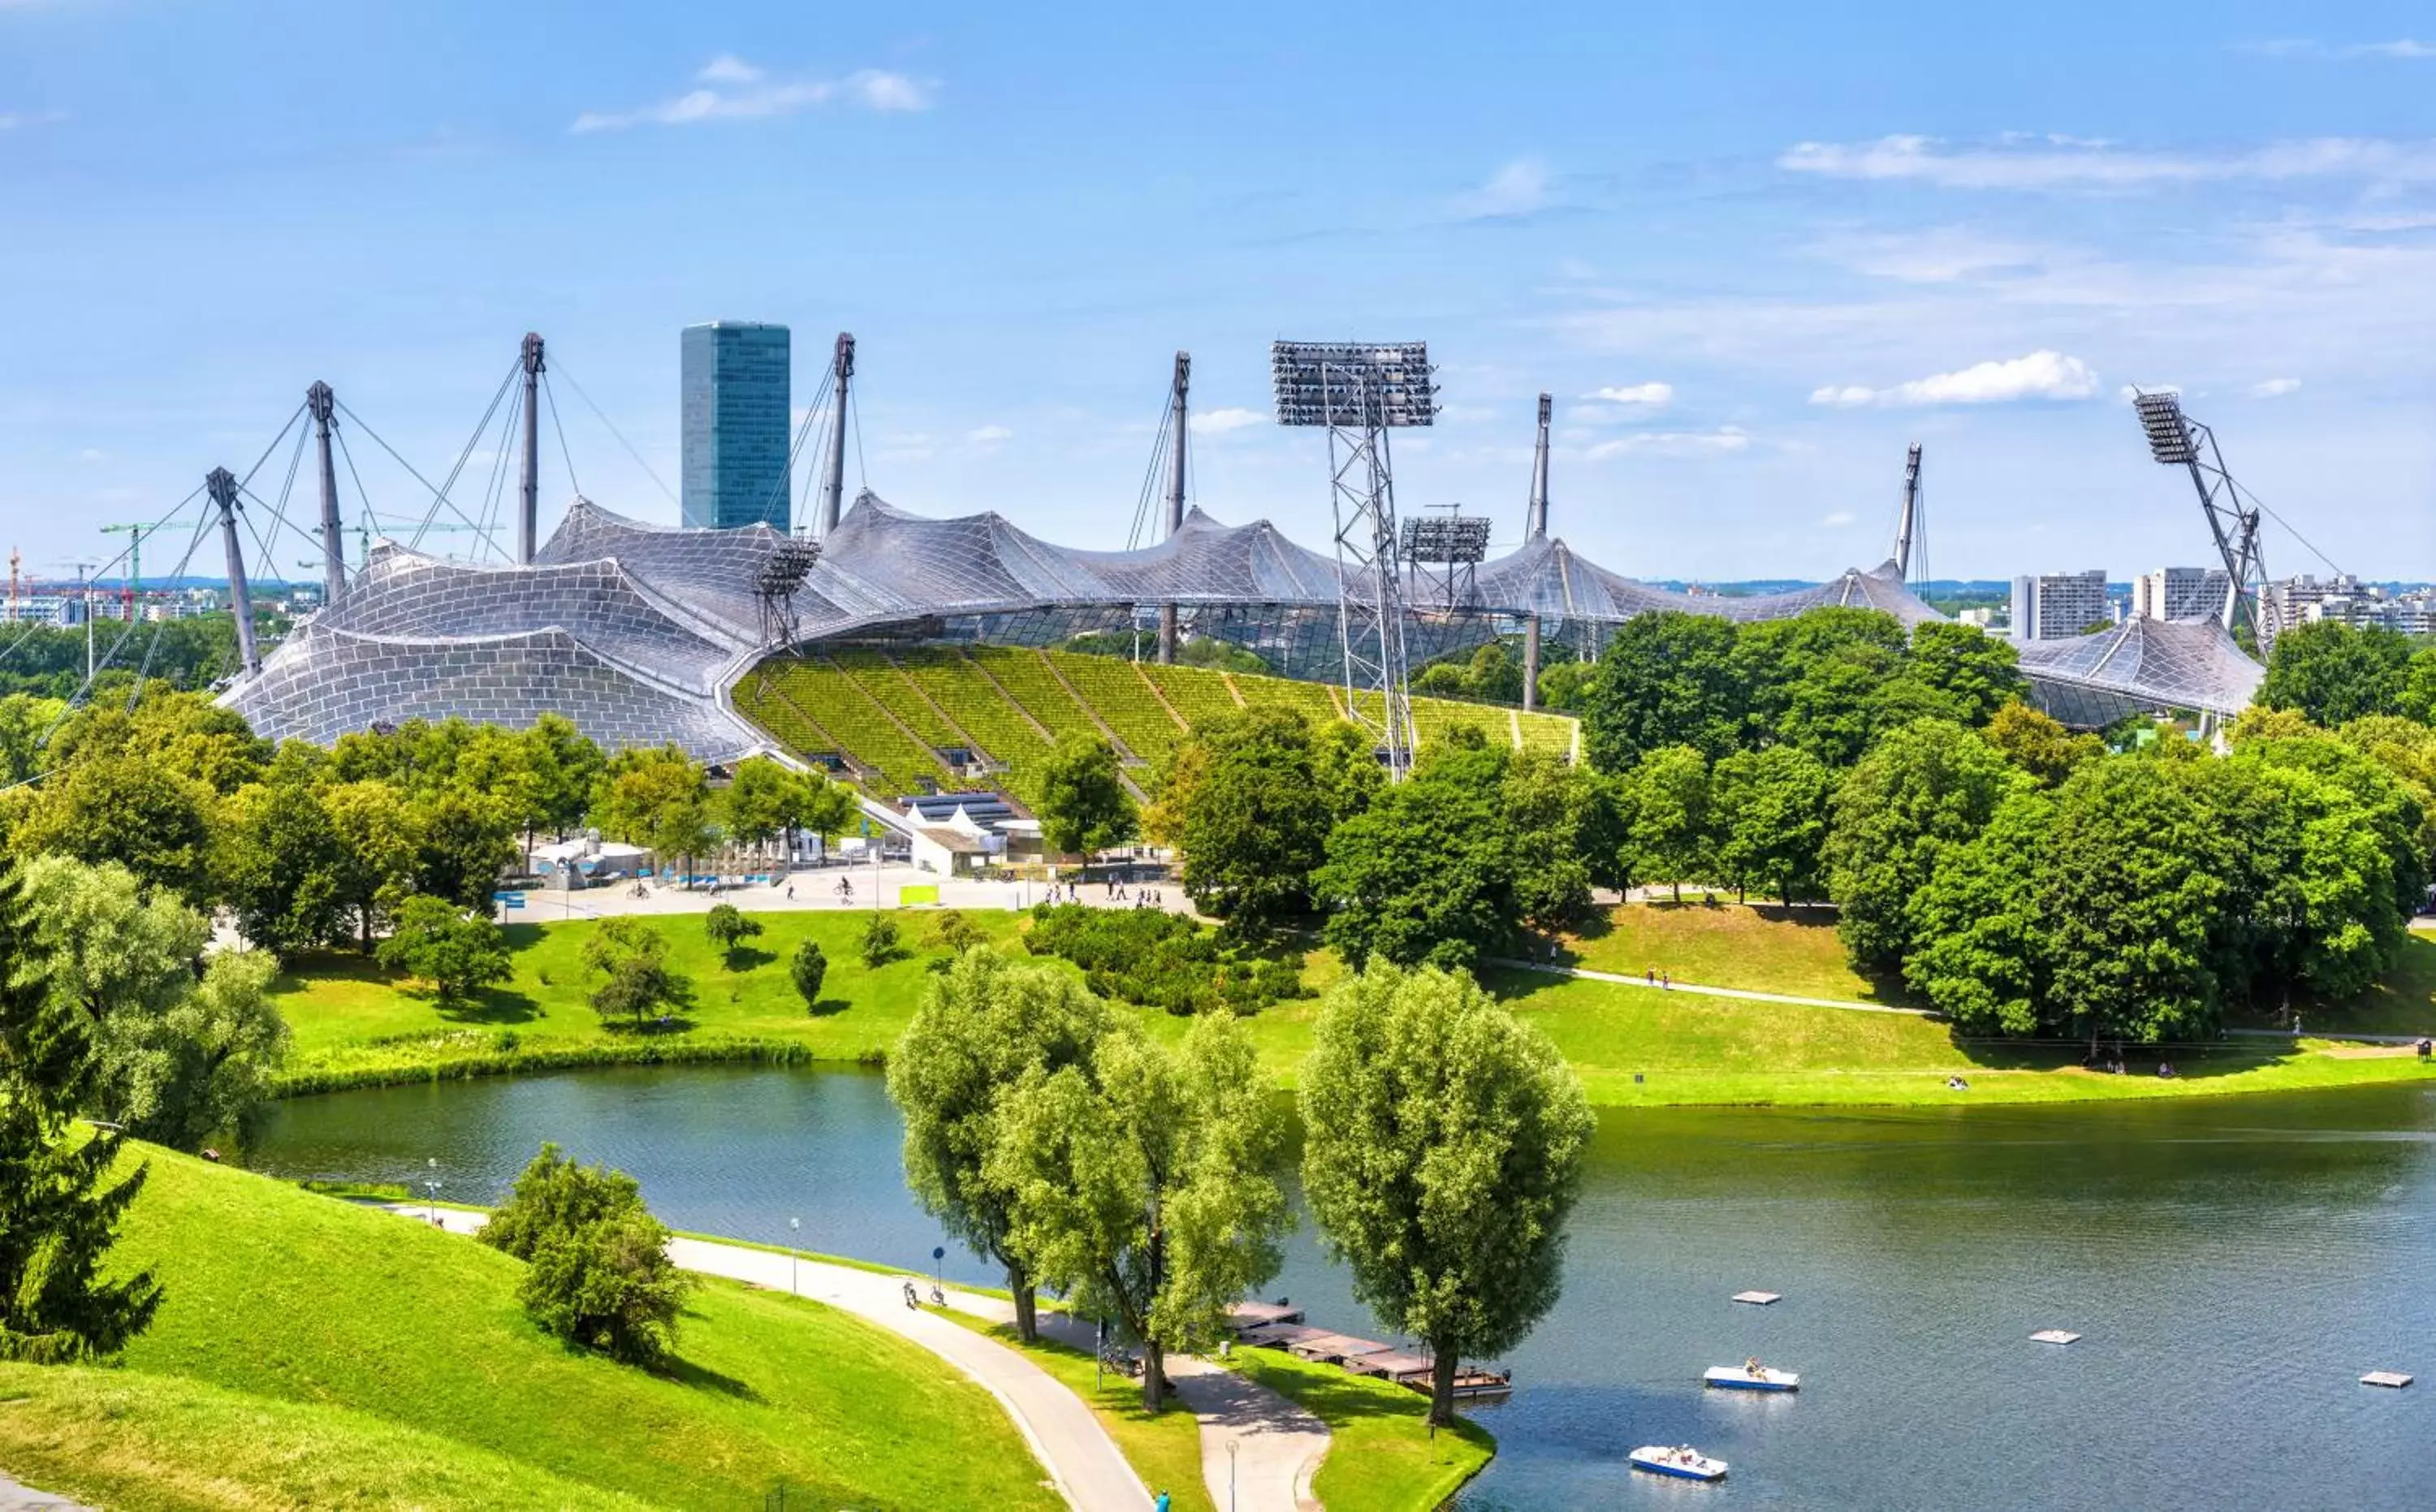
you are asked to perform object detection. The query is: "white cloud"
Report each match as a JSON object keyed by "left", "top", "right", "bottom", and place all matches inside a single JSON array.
[
  {"left": 1811, "top": 350, "right": 2099, "bottom": 408},
  {"left": 1188, "top": 407, "right": 1266, "bottom": 435},
  {"left": 0, "top": 108, "right": 67, "bottom": 132},
  {"left": 2242, "top": 37, "right": 2436, "bottom": 59},
  {"left": 1453, "top": 158, "right": 1550, "bottom": 220},
  {"left": 75, "top": 447, "right": 104, "bottom": 463},
  {"left": 1583, "top": 426, "right": 1751, "bottom": 460},
  {"left": 1584, "top": 382, "right": 1674, "bottom": 407},
  {"left": 965, "top": 425, "right": 1014, "bottom": 444},
  {"left": 1821, "top": 510, "right": 1856, "bottom": 528},
  {"left": 573, "top": 62, "right": 931, "bottom": 132},
  {"left": 1778, "top": 133, "right": 2436, "bottom": 189},
  {"left": 2250, "top": 378, "right": 2304, "bottom": 398}
]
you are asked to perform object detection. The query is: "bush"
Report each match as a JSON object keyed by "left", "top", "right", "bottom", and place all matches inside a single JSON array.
[
  {"left": 376, "top": 895, "right": 512, "bottom": 1005},
  {"left": 1023, "top": 903, "right": 1302, "bottom": 1016},
  {"left": 592, "top": 957, "right": 680, "bottom": 1030},
  {"left": 929, "top": 909, "right": 984, "bottom": 955},
  {"left": 703, "top": 902, "right": 763, "bottom": 967},
  {"left": 791, "top": 939, "right": 829, "bottom": 1011},
  {"left": 485, "top": 1144, "right": 693, "bottom": 1366},
  {"left": 860, "top": 913, "right": 904, "bottom": 968}
]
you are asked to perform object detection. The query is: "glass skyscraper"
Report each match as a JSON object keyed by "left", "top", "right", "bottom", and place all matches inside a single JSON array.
[{"left": 680, "top": 322, "right": 792, "bottom": 530}]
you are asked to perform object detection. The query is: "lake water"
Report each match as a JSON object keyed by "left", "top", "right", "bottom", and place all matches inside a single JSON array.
[{"left": 247, "top": 1068, "right": 2436, "bottom": 1510}]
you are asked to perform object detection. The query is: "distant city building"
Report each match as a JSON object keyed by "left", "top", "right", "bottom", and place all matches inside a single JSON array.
[
  {"left": 1955, "top": 606, "right": 1997, "bottom": 629},
  {"left": 2010, "top": 571, "right": 2110, "bottom": 641},
  {"left": 680, "top": 322, "right": 792, "bottom": 531},
  {"left": 0, "top": 595, "right": 80, "bottom": 626},
  {"left": 2132, "top": 566, "right": 2231, "bottom": 623},
  {"left": 2271, "top": 572, "right": 2436, "bottom": 636}
]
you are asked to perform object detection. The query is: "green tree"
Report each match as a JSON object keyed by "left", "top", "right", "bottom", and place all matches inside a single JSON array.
[
  {"left": 376, "top": 895, "right": 512, "bottom": 1007},
  {"left": 2397, "top": 647, "right": 2436, "bottom": 726},
  {"left": 325, "top": 779, "right": 422, "bottom": 953},
  {"left": 214, "top": 780, "right": 344, "bottom": 958},
  {"left": 412, "top": 791, "right": 518, "bottom": 909},
  {"left": 1982, "top": 700, "right": 2103, "bottom": 788},
  {"left": 520, "top": 713, "right": 607, "bottom": 837},
  {"left": 790, "top": 939, "right": 829, "bottom": 1010},
  {"left": 859, "top": 912, "right": 904, "bottom": 967},
  {"left": 1581, "top": 611, "right": 1745, "bottom": 770},
  {"left": 1150, "top": 708, "right": 1335, "bottom": 925},
  {"left": 2043, "top": 759, "right": 2225, "bottom": 1049},
  {"left": 1535, "top": 659, "right": 1595, "bottom": 713},
  {"left": 888, "top": 948, "right": 1112, "bottom": 1341},
  {"left": 483, "top": 1144, "right": 693, "bottom": 1367},
  {"left": 16, "top": 754, "right": 216, "bottom": 903},
  {"left": 702, "top": 902, "right": 762, "bottom": 968},
  {"left": 0, "top": 862, "right": 163, "bottom": 1359},
  {"left": 592, "top": 956, "right": 682, "bottom": 1030},
  {"left": 1822, "top": 719, "right": 2022, "bottom": 974},
  {"left": 1709, "top": 745, "right": 1833, "bottom": 905},
  {"left": 1313, "top": 744, "right": 1518, "bottom": 969},
  {"left": 595, "top": 746, "right": 715, "bottom": 881},
  {"left": 1036, "top": 734, "right": 1138, "bottom": 856},
  {"left": 1903, "top": 788, "right": 2056, "bottom": 1035},
  {"left": 1622, "top": 744, "right": 1712, "bottom": 903},
  {"left": 720, "top": 755, "right": 853, "bottom": 865},
  {"left": 1298, "top": 962, "right": 1593, "bottom": 1427},
  {"left": 112, "top": 949, "right": 290, "bottom": 1151},
  {"left": 989, "top": 1012, "right": 1287, "bottom": 1410},
  {"left": 1501, "top": 749, "right": 1618, "bottom": 931},
  {"left": 1907, "top": 621, "right": 2028, "bottom": 725},
  {"left": 2256, "top": 620, "right": 2411, "bottom": 728}
]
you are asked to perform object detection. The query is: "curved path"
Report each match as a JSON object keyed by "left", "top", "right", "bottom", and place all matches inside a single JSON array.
[{"left": 391, "top": 1206, "right": 1328, "bottom": 1510}]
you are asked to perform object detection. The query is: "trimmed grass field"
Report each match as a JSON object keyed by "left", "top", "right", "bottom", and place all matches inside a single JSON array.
[
  {"left": 269, "top": 903, "right": 2436, "bottom": 1109},
  {"left": 1227, "top": 1347, "right": 1495, "bottom": 1512},
  {"left": 43, "top": 1143, "right": 1058, "bottom": 1511},
  {"left": 272, "top": 908, "right": 1030, "bottom": 1090}
]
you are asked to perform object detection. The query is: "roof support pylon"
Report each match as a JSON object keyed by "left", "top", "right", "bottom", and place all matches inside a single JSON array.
[
  {"left": 308, "top": 382, "right": 344, "bottom": 603},
  {"left": 516, "top": 333, "right": 544, "bottom": 564},
  {"left": 1158, "top": 351, "right": 1190, "bottom": 665},
  {"left": 208, "top": 466, "right": 261, "bottom": 676},
  {"left": 815, "top": 333, "right": 855, "bottom": 540}
]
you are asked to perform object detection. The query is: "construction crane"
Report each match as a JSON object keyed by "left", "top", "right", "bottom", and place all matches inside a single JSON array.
[{"left": 97, "top": 521, "right": 163, "bottom": 624}]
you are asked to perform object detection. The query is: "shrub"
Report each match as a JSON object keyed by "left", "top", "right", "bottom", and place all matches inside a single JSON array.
[
  {"left": 792, "top": 939, "right": 829, "bottom": 1011},
  {"left": 703, "top": 902, "right": 762, "bottom": 967},
  {"left": 860, "top": 913, "right": 904, "bottom": 968},
  {"left": 592, "top": 957, "right": 680, "bottom": 1030},
  {"left": 930, "top": 909, "right": 985, "bottom": 954},
  {"left": 376, "top": 894, "right": 512, "bottom": 1005},
  {"left": 1022, "top": 903, "right": 1302, "bottom": 1016},
  {"left": 486, "top": 1144, "right": 693, "bottom": 1366}
]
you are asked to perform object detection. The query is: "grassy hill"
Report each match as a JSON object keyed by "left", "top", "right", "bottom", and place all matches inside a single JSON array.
[
  {"left": 0, "top": 1143, "right": 1059, "bottom": 1510},
  {"left": 732, "top": 644, "right": 1578, "bottom": 801}
]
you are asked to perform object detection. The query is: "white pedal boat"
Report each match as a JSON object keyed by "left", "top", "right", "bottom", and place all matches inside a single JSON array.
[
  {"left": 1704, "top": 1363, "right": 1799, "bottom": 1391},
  {"left": 1630, "top": 1445, "right": 1728, "bottom": 1481}
]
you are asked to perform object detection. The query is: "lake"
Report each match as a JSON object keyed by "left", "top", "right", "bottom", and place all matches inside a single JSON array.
[{"left": 247, "top": 1067, "right": 2434, "bottom": 1510}]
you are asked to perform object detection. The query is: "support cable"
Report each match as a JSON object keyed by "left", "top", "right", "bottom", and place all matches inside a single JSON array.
[
  {"left": 542, "top": 373, "right": 581, "bottom": 501},
  {"left": 553, "top": 360, "right": 678, "bottom": 507},
  {"left": 338, "top": 399, "right": 504, "bottom": 554}
]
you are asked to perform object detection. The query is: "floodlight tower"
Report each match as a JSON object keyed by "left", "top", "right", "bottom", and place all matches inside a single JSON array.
[
  {"left": 1522, "top": 392, "right": 1552, "bottom": 710},
  {"left": 1272, "top": 339, "right": 1436, "bottom": 780},
  {"left": 206, "top": 466, "right": 261, "bottom": 676},
  {"left": 754, "top": 538, "right": 822, "bottom": 648},
  {"left": 1892, "top": 443, "right": 1922, "bottom": 581},
  {"left": 2131, "top": 390, "right": 2275, "bottom": 648},
  {"left": 516, "top": 333, "right": 545, "bottom": 564},
  {"left": 308, "top": 381, "right": 346, "bottom": 603},
  {"left": 1156, "top": 351, "right": 1190, "bottom": 665}
]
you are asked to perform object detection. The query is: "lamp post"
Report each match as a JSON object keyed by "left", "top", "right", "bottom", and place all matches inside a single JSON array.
[
  {"left": 1228, "top": 1439, "right": 1239, "bottom": 1512},
  {"left": 425, "top": 1156, "right": 441, "bottom": 1225},
  {"left": 788, "top": 1216, "right": 801, "bottom": 1295}
]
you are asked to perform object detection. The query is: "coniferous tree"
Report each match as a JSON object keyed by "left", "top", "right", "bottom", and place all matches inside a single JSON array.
[{"left": 0, "top": 863, "right": 163, "bottom": 1361}]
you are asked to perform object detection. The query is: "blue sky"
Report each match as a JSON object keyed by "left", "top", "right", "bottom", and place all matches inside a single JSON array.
[{"left": 2, "top": 0, "right": 2431, "bottom": 586}]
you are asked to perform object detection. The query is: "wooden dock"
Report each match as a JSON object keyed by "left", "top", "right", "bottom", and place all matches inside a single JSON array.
[
  {"left": 1229, "top": 1303, "right": 1513, "bottom": 1400},
  {"left": 2361, "top": 1370, "right": 2413, "bottom": 1389}
]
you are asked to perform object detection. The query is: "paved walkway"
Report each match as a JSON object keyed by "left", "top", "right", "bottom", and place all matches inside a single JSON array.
[
  {"left": 0, "top": 1473, "right": 88, "bottom": 1511},
  {"left": 389, "top": 1206, "right": 1326, "bottom": 1511},
  {"left": 506, "top": 866, "right": 1193, "bottom": 925},
  {"left": 1487, "top": 956, "right": 1939, "bottom": 1017}
]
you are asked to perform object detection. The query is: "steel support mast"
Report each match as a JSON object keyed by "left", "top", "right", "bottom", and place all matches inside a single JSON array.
[
  {"left": 815, "top": 333, "right": 855, "bottom": 539},
  {"left": 516, "top": 333, "right": 545, "bottom": 564},
  {"left": 308, "top": 381, "right": 345, "bottom": 603},
  {"left": 1522, "top": 391, "right": 1552, "bottom": 710},
  {"left": 1893, "top": 443, "right": 1921, "bottom": 581},
  {"left": 207, "top": 466, "right": 261, "bottom": 676},
  {"left": 1157, "top": 350, "right": 1190, "bottom": 665}
]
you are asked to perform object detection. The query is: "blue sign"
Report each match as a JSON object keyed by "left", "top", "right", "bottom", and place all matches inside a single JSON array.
[{"left": 503, "top": 897, "right": 525, "bottom": 909}]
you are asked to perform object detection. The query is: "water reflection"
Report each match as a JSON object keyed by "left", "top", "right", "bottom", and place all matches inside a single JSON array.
[{"left": 249, "top": 1070, "right": 2436, "bottom": 1510}]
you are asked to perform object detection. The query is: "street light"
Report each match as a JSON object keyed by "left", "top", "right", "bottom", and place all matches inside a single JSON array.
[
  {"left": 788, "top": 1216, "right": 801, "bottom": 1295},
  {"left": 425, "top": 1156, "right": 441, "bottom": 1226},
  {"left": 1228, "top": 1439, "right": 1239, "bottom": 1512}
]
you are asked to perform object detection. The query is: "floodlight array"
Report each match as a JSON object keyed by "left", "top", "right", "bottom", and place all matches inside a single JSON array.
[
  {"left": 1401, "top": 515, "right": 1493, "bottom": 564},
  {"left": 755, "top": 538, "right": 822, "bottom": 598},
  {"left": 2133, "top": 391, "right": 2196, "bottom": 465},
  {"left": 1271, "top": 341, "right": 1437, "bottom": 429}
]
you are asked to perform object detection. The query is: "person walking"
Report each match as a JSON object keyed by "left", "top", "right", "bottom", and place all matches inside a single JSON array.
[{"left": 1153, "top": 1493, "right": 1171, "bottom": 1512}]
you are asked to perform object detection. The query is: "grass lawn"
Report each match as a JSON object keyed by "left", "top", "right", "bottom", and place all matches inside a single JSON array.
[
  {"left": 939, "top": 1313, "right": 1216, "bottom": 1512},
  {"left": 269, "top": 903, "right": 2436, "bottom": 1111},
  {"left": 1563, "top": 898, "right": 1911, "bottom": 1004},
  {"left": 272, "top": 907, "right": 1030, "bottom": 1091},
  {"left": 78, "top": 1143, "right": 1060, "bottom": 1511},
  {"left": 1226, "top": 1346, "right": 1494, "bottom": 1512}
]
